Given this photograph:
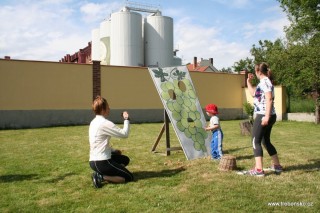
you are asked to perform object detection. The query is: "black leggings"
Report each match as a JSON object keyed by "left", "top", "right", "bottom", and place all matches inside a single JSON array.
[
  {"left": 89, "top": 154, "right": 134, "bottom": 182},
  {"left": 252, "top": 114, "right": 277, "bottom": 157}
]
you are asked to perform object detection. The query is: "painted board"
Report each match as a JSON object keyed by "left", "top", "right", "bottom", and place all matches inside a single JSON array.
[{"left": 148, "top": 66, "right": 211, "bottom": 160}]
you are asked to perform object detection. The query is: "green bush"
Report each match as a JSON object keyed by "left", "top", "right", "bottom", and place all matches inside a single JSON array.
[
  {"left": 288, "top": 98, "right": 315, "bottom": 113},
  {"left": 243, "top": 102, "right": 254, "bottom": 118}
]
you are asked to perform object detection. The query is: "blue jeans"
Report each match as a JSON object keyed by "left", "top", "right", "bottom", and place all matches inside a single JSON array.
[{"left": 211, "top": 129, "right": 223, "bottom": 159}]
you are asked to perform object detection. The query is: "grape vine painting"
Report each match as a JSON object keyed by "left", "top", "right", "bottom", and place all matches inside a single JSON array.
[{"left": 148, "top": 66, "right": 211, "bottom": 160}]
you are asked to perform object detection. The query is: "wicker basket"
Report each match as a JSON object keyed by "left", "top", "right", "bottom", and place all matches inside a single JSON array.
[{"left": 218, "top": 155, "right": 237, "bottom": 171}]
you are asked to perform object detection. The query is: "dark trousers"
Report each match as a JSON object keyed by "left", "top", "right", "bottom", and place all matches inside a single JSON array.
[
  {"left": 89, "top": 154, "right": 134, "bottom": 182},
  {"left": 252, "top": 114, "right": 277, "bottom": 157}
]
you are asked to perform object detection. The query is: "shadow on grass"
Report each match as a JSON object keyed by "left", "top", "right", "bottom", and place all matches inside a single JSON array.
[
  {"left": 133, "top": 167, "right": 186, "bottom": 181},
  {"left": 284, "top": 159, "right": 320, "bottom": 172},
  {"left": 224, "top": 146, "right": 252, "bottom": 155},
  {"left": 44, "top": 172, "right": 77, "bottom": 183},
  {"left": 234, "top": 154, "right": 254, "bottom": 161},
  {"left": 0, "top": 172, "right": 77, "bottom": 183},
  {"left": 0, "top": 174, "right": 39, "bottom": 183}
]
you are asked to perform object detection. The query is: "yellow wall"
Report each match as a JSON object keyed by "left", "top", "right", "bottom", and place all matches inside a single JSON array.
[
  {"left": 0, "top": 60, "right": 92, "bottom": 110},
  {"left": 101, "top": 66, "right": 162, "bottom": 109},
  {"left": 0, "top": 59, "right": 285, "bottom": 112},
  {"left": 0, "top": 59, "right": 287, "bottom": 128},
  {"left": 99, "top": 66, "right": 244, "bottom": 110},
  {"left": 191, "top": 72, "right": 244, "bottom": 108},
  {"left": 0, "top": 60, "right": 245, "bottom": 111}
]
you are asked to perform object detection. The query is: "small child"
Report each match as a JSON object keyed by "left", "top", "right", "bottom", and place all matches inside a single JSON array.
[{"left": 205, "top": 104, "right": 224, "bottom": 160}]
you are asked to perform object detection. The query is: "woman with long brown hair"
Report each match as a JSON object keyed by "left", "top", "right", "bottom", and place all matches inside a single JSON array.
[{"left": 238, "top": 63, "right": 283, "bottom": 176}]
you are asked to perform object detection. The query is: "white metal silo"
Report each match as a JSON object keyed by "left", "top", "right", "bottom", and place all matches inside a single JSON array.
[
  {"left": 144, "top": 15, "right": 173, "bottom": 67},
  {"left": 110, "top": 10, "right": 144, "bottom": 66},
  {"left": 91, "top": 28, "right": 100, "bottom": 61},
  {"left": 100, "top": 19, "right": 111, "bottom": 65}
]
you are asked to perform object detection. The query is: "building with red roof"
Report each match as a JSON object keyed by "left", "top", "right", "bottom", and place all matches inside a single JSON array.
[{"left": 187, "top": 57, "right": 219, "bottom": 72}]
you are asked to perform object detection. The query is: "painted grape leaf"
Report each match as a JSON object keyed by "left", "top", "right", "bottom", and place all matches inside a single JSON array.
[{"left": 152, "top": 68, "right": 168, "bottom": 82}]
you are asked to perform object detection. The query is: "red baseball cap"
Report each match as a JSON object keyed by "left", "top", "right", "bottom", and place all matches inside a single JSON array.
[{"left": 205, "top": 104, "right": 218, "bottom": 114}]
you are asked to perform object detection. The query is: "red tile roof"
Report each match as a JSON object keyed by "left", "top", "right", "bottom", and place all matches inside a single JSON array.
[{"left": 187, "top": 64, "right": 211, "bottom": 72}]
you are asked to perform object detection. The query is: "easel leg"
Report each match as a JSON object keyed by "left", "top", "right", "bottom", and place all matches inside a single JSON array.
[
  {"left": 151, "top": 109, "right": 181, "bottom": 155},
  {"left": 151, "top": 123, "right": 165, "bottom": 152},
  {"left": 164, "top": 109, "right": 171, "bottom": 156}
]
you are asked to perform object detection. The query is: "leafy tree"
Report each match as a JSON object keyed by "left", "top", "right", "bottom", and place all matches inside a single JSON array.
[
  {"left": 249, "top": 1, "right": 319, "bottom": 123},
  {"left": 232, "top": 57, "right": 260, "bottom": 86},
  {"left": 278, "top": 0, "right": 320, "bottom": 123},
  {"left": 230, "top": 1, "right": 320, "bottom": 122},
  {"left": 250, "top": 40, "right": 275, "bottom": 63},
  {"left": 250, "top": 39, "right": 288, "bottom": 86},
  {"left": 278, "top": 0, "right": 320, "bottom": 42},
  {"left": 232, "top": 57, "right": 255, "bottom": 73},
  {"left": 220, "top": 67, "right": 233, "bottom": 73}
]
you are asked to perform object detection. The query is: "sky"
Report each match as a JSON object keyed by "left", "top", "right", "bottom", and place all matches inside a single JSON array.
[{"left": 0, "top": 0, "right": 290, "bottom": 69}]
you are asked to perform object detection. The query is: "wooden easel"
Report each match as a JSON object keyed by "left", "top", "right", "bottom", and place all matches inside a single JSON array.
[{"left": 151, "top": 109, "right": 182, "bottom": 155}]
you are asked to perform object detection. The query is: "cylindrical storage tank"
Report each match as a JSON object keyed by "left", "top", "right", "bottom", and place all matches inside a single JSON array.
[
  {"left": 100, "top": 19, "right": 111, "bottom": 65},
  {"left": 173, "top": 56, "right": 182, "bottom": 66},
  {"left": 91, "top": 28, "right": 100, "bottom": 61},
  {"left": 110, "top": 11, "right": 144, "bottom": 66},
  {"left": 144, "top": 15, "right": 173, "bottom": 67}
]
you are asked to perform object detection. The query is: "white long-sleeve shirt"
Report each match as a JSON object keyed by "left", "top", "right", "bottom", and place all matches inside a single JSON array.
[{"left": 89, "top": 115, "right": 130, "bottom": 161}]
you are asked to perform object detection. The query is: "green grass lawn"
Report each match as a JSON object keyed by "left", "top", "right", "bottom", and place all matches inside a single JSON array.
[{"left": 0, "top": 121, "right": 319, "bottom": 212}]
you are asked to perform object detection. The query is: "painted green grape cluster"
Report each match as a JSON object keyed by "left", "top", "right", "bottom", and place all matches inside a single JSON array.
[{"left": 160, "top": 78, "right": 208, "bottom": 152}]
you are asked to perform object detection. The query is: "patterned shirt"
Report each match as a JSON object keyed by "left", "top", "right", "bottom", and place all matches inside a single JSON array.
[{"left": 253, "top": 77, "right": 276, "bottom": 115}]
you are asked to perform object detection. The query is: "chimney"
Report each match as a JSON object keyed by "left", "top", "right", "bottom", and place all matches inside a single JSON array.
[
  {"left": 92, "top": 60, "right": 101, "bottom": 100},
  {"left": 210, "top": 58, "right": 213, "bottom": 65},
  {"left": 78, "top": 50, "right": 86, "bottom": 64},
  {"left": 66, "top": 54, "right": 71, "bottom": 63},
  {"left": 193, "top": 57, "right": 197, "bottom": 69}
]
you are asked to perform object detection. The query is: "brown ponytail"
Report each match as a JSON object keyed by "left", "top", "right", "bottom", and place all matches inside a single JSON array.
[
  {"left": 92, "top": 96, "right": 108, "bottom": 115},
  {"left": 259, "top": 62, "right": 274, "bottom": 84}
]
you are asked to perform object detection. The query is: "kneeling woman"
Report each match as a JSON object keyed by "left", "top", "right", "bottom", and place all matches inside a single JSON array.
[{"left": 89, "top": 96, "right": 133, "bottom": 188}]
